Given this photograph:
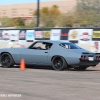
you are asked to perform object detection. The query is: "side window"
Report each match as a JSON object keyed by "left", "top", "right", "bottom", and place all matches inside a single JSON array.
[
  {"left": 45, "top": 43, "right": 52, "bottom": 50},
  {"left": 30, "top": 42, "right": 52, "bottom": 50},
  {"left": 60, "top": 43, "right": 69, "bottom": 49},
  {"left": 60, "top": 43, "right": 81, "bottom": 49},
  {"left": 31, "top": 42, "right": 45, "bottom": 49}
]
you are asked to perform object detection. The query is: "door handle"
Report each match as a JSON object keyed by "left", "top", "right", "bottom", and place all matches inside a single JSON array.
[{"left": 44, "top": 52, "right": 48, "bottom": 53}]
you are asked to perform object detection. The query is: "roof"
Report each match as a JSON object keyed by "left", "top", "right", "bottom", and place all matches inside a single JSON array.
[{"left": 36, "top": 40, "right": 70, "bottom": 44}]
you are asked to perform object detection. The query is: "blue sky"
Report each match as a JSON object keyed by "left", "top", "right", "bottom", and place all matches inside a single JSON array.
[{"left": 0, "top": 0, "right": 61, "bottom": 5}]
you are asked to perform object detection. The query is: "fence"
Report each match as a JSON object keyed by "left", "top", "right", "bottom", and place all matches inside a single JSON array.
[{"left": 0, "top": 27, "right": 100, "bottom": 52}]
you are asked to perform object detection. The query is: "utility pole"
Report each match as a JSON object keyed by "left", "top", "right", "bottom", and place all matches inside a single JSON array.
[{"left": 37, "top": 0, "right": 40, "bottom": 27}]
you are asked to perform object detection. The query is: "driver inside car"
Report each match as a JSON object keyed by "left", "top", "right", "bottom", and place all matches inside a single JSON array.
[{"left": 45, "top": 44, "right": 51, "bottom": 50}]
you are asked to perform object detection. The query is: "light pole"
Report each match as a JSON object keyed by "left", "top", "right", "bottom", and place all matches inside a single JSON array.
[{"left": 37, "top": 0, "right": 40, "bottom": 27}]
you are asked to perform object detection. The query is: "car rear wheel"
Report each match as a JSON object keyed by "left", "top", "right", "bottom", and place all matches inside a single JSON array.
[
  {"left": 74, "top": 66, "right": 88, "bottom": 71},
  {"left": 52, "top": 56, "right": 67, "bottom": 71},
  {"left": 0, "top": 53, "right": 15, "bottom": 68}
]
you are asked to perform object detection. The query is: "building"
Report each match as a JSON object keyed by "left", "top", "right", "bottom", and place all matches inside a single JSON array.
[
  {"left": 0, "top": 0, "right": 77, "bottom": 23},
  {"left": 0, "top": 0, "right": 77, "bottom": 18}
]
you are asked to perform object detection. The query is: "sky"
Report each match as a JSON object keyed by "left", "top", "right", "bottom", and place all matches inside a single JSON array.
[{"left": 0, "top": 0, "right": 64, "bottom": 5}]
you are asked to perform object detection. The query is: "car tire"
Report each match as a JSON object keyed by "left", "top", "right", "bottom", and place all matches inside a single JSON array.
[
  {"left": 52, "top": 56, "right": 67, "bottom": 71},
  {"left": 74, "top": 66, "right": 88, "bottom": 71},
  {"left": 0, "top": 53, "right": 15, "bottom": 68}
]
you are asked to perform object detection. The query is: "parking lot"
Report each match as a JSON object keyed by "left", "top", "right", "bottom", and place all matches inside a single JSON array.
[{"left": 0, "top": 65, "right": 100, "bottom": 100}]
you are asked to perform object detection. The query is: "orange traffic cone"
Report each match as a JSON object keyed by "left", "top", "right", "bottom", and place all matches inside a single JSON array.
[
  {"left": 94, "top": 64, "right": 98, "bottom": 68},
  {"left": 20, "top": 59, "right": 26, "bottom": 70}
]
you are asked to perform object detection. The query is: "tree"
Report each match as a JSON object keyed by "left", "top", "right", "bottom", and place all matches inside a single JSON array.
[
  {"left": 74, "top": 0, "right": 100, "bottom": 27},
  {"left": 50, "top": 5, "right": 61, "bottom": 16},
  {"left": 33, "top": 5, "right": 61, "bottom": 27},
  {"left": 0, "top": 17, "right": 25, "bottom": 27},
  {"left": 0, "top": 17, "right": 13, "bottom": 27},
  {"left": 13, "top": 17, "right": 25, "bottom": 26},
  {"left": 77, "top": 0, "right": 100, "bottom": 13},
  {"left": 58, "top": 14, "right": 75, "bottom": 27}
]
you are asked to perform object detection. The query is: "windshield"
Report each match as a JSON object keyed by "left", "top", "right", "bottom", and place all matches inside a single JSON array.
[{"left": 60, "top": 43, "right": 81, "bottom": 49}]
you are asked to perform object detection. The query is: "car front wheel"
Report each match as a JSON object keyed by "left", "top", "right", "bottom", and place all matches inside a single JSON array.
[
  {"left": 52, "top": 56, "right": 67, "bottom": 71},
  {"left": 0, "top": 53, "right": 15, "bottom": 68}
]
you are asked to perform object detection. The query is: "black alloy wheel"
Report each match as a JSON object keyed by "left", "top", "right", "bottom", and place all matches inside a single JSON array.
[
  {"left": 52, "top": 56, "right": 67, "bottom": 71},
  {"left": 0, "top": 53, "right": 14, "bottom": 68}
]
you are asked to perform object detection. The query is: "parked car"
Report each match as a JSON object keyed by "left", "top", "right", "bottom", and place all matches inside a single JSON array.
[{"left": 0, "top": 40, "right": 100, "bottom": 71}]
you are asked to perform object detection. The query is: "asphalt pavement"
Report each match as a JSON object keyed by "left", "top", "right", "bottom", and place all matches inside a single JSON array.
[{"left": 0, "top": 65, "right": 100, "bottom": 100}]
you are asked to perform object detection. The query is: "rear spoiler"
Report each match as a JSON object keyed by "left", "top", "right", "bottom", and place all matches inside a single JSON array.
[
  {"left": 82, "top": 52, "right": 100, "bottom": 55},
  {"left": 95, "top": 53, "right": 100, "bottom": 54},
  {"left": 82, "top": 52, "right": 89, "bottom": 54}
]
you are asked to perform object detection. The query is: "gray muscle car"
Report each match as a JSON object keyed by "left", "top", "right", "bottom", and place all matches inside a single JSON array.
[{"left": 0, "top": 40, "right": 100, "bottom": 71}]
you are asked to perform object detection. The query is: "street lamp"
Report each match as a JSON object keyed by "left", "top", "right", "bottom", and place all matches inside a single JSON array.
[{"left": 37, "top": 0, "right": 40, "bottom": 27}]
